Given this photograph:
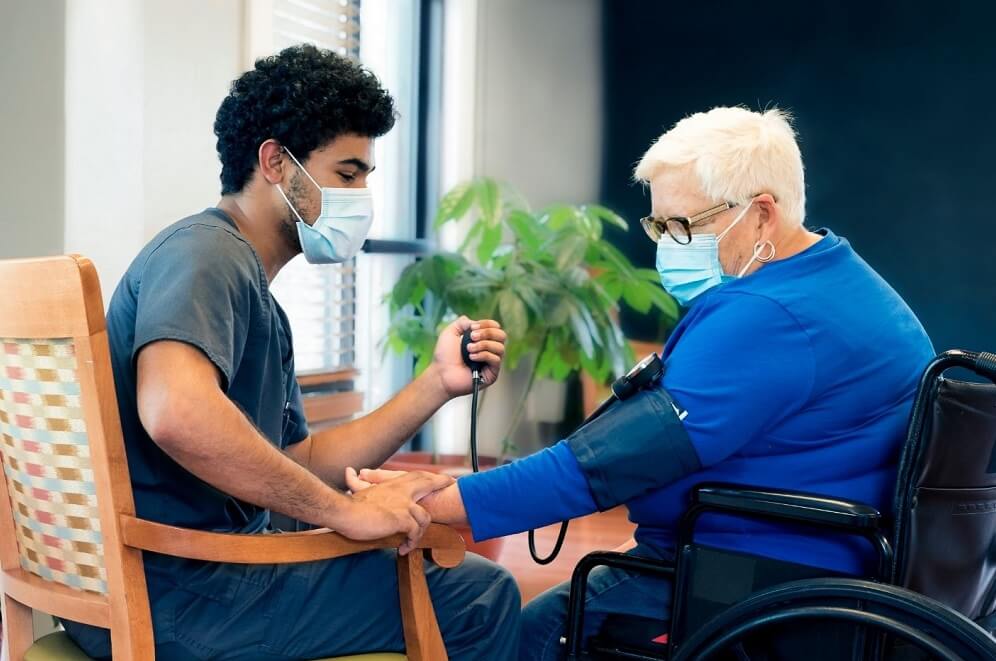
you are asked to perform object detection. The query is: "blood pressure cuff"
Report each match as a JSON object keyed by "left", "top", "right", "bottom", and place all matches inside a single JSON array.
[{"left": 566, "top": 386, "right": 701, "bottom": 511}]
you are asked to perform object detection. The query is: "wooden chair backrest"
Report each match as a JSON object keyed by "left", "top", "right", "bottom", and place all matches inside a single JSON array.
[{"left": 0, "top": 255, "right": 152, "bottom": 659}]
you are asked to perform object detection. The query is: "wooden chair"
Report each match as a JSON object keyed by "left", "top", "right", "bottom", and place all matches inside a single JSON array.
[{"left": 0, "top": 255, "right": 465, "bottom": 661}]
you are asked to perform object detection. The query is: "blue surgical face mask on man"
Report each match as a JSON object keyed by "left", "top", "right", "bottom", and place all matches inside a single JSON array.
[
  {"left": 655, "top": 200, "right": 754, "bottom": 306},
  {"left": 275, "top": 147, "right": 374, "bottom": 264}
]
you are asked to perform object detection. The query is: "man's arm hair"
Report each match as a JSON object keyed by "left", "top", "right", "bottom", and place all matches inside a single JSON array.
[{"left": 136, "top": 340, "right": 351, "bottom": 529}]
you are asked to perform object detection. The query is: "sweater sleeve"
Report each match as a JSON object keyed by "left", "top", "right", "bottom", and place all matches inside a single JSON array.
[{"left": 457, "top": 440, "right": 599, "bottom": 541}]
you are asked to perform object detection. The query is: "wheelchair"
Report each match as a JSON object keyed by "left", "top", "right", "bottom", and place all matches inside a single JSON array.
[{"left": 563, "top": 349, "right": 996, "bottom": 660}]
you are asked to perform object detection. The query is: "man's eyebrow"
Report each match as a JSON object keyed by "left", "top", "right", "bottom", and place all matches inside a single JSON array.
[{"left": 337, "top": 157, "right": 373, "bottom": 172}]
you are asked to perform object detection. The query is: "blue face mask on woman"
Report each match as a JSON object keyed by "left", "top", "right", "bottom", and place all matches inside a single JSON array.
[{"left": 655, "top": 201, "right": 753, "bottom": 306}]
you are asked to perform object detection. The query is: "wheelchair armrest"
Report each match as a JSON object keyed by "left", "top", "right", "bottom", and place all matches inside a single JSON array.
[{"left": 692, "top": 483, "right": 883, "bottom": 530}]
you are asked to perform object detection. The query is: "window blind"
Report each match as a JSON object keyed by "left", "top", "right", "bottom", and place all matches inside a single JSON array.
[{"left": 267, "top": 0, "right": 362, "bottom": 375}]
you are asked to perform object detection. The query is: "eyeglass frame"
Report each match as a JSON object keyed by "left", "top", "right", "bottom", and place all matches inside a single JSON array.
[{"left": 639, "top": 201, "right": 740, "bottom": 245}]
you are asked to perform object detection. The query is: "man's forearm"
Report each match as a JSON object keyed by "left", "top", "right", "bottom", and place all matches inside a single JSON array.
[
  {"left": 149, "top": 387, "right": 354, "bottom": 530},
  {"left": 304, "top": 364, "right": 451, "bottom": 487}
]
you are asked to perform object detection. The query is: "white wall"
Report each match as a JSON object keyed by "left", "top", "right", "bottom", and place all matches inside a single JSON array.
[
  {"left": 142, "top": 1, "right": 244, "bottom": 240},
  {"left": 476, "top": 0, "right": 603, "bottom": 206},
  {"left": 0, "top": 0, "right": 66, "bottom": 260},
  {"left": 432, "top": 0, "right": 603, "bottom": 455},
  {"left": 63, "top": 0, "right": 146, "bottom": 303},
  {"left": 63, "top": 0, "right": 243, "bottom": 303}
]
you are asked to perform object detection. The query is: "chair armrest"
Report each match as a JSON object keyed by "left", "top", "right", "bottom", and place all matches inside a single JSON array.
[
  {"left": 692, "top": 483, "right": 882, "bottom": 530},
  {"left": 118, "top": 515, "right": 465, "bottom": 568}
]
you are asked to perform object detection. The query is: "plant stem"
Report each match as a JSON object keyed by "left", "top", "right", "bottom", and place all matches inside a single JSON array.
[{"left": 500, "top": 331, "right": 548, "bottom": 455}]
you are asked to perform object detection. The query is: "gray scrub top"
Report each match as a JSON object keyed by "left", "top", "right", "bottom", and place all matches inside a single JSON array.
[{"left": 105, "top": 208, "right": 310, "bottom": 543}]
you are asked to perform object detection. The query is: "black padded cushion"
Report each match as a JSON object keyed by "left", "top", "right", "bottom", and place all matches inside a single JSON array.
[{"left": 899, "top": 378, "right": 996, "bottom": 620}]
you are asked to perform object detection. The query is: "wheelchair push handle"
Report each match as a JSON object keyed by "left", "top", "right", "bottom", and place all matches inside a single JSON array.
[
  {"left": 973, "top": 350, "right": 996, "bottom": 381},
  {"left": 923, "top": 349, "right": 996, "bottom": 385}
]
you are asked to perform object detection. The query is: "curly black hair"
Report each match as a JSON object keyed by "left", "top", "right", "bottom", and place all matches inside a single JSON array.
[{"left": 214, "top": 44, "right": 397, "bottom": 194}]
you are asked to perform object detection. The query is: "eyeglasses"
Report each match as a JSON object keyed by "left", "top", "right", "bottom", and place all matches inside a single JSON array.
[{"left": 640, "top": 201, "right": 738, "bottom": 245}]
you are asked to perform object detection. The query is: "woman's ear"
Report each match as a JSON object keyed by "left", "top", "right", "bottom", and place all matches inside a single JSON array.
[
  {"left": 257, "top": 139, "right": 286, "bottom": 185},
  {"left": 754, "top": 193, "right": 779, "bottom": 236}
]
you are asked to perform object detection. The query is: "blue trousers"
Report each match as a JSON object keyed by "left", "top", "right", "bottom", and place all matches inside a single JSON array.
[
  {"left": 519, "top": 545, "right": 673, "bottom": 661},
  {"left": 64, "top": 550, "right": 521, "bottom": 660}
]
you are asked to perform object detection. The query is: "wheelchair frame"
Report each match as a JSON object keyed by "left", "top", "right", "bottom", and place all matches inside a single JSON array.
[{"left": 563, "top": 349, "right": 996, "bottom": 660}]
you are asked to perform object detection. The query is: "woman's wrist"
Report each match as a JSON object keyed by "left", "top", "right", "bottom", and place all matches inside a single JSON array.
[{"left": 420, "top": 482, "right": 468, "bottom": 527}]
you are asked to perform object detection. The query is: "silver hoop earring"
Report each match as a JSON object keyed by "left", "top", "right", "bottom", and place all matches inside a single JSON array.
[{"left": 754, "top": 240, "right": 776, "bottom": 263}]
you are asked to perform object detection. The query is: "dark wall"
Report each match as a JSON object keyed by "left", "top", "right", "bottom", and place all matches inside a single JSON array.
[{"left": 601, "top": 0, "right": 996, "bottom": 354}]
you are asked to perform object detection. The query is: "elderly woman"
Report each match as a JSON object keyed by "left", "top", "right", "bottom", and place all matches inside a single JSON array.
[{"left": 349, "top": 106, "right": 934, "bottom": 659}]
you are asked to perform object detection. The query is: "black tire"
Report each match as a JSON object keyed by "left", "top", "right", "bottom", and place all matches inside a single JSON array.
[{"left": 671, "top": 578, "right": 996, "bottom": 661}]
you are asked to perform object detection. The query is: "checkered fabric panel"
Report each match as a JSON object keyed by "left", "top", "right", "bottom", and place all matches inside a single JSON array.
[{"left": 0, "top": 338, "right": 107, "bottom": 594}]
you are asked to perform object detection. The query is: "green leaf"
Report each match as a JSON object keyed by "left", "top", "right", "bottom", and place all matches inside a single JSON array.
[
  {"left": 433, "top": 181, "right": 475, "bottom": 228},
  {"left": 578, "top": 305, "right": 605, "bottom": 351},
  {"left": 568, "top": 307, "right": 595, "bottom": 358},
  {"left": 587, "top": 278, "right": 618, "bottom": 309},
  {"left": 549, "top": 299, "right": 572, "bottom": 326},
  {"left": 386, "top": 329, "right": 407, "bottom": 355},
  {"left": 476, "top": 223, "right": 503, "bottom": 264},
  {"left": 497, "top": 290, "right": 528, "bottom": 339},
  {"left": 543, "top": 204, "right": 575, "bottom": 231},
  {"left": 622, "top": 283, "right": 652, "bottom": 313},
  {"left": 553, "top": 234, "right": 588, "bottom": 271},
  {"left": 458, "top": 220, "right": 484, "bottom": 254},
  {"left": 390, "top": 261, "right": 422, "bottom": 309},
  {"left": 645, "top": 284, "right": 680, "bottom": 321},
  {"left": 595, "top": 272, "right": 624, "bottom": 301},
  {"left": 475, "top": 178, "right": 501, "bottom": 227},
  {"left": 507, "top": 209, "right": 545, "bottom": 254},
  {"left": 423, "top": 254, "right": 461, "bottom": 293},
  {"left": 551, "top": 353, "right": 572, "bottom": 380},
  {"left": 414, "top": 351, "right": 433, "bottom": 376},
  {"left": 585, "top": 203, "right": 629, "bottom": 231},
  {"left": 593, "top": 241, "right": 637, "bottom": 279},
  {"left": 573, "top": 207, "right": 601, "bottom": 241},
  {"left": 513, "top": 283, "right": 544, "bottom": 317}
]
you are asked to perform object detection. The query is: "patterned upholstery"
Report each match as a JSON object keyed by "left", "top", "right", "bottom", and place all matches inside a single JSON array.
[{"left": 0, "top": 337, "right": 107, "bottom": 594}]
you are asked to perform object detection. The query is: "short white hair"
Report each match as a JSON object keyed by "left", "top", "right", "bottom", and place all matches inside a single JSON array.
[{"left": 634, "top": 106, "right": 806, "bottom": 224}]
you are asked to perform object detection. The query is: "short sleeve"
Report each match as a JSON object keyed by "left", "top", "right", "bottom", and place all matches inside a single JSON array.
[
  {"left": 133, "top": 226, "right": 261, "bottom": 390},
  {"left": 663, "top": 292, "right": 816, "bottom": 467}
]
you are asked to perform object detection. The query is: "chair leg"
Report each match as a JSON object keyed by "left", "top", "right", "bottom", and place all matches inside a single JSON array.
[
  {"left": 2, "top": 594, "right": 33, "bottom": 661},
  {"left": 108, "top": 604, "right": 155, "bottom": 661},
  {"left": 397, "top": 551, "right": 448, "bottom": 661}
]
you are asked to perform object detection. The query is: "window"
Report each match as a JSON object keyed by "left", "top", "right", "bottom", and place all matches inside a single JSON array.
[{"left": 249, "top": 0, "right": 422, "bottom": 414}]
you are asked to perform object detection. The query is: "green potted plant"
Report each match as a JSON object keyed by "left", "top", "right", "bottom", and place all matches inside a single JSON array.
[{"left": 386, "top": 177, "right": 678, "bottom": 464}]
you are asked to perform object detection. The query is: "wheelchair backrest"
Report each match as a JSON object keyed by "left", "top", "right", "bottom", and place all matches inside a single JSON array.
[{"left": 892, "top": 352, "right": 996, "bottom": 622}]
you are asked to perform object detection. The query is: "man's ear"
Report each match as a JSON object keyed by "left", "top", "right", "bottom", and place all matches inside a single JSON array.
[{"left": 257, "top": 139, "right": 286, "bottom": 185}]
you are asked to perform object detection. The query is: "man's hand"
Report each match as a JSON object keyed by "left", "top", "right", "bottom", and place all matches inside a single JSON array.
[
  {"left": 346, "top": 467, "right": 469, "bottom": 527},
  {"left": 429, "top": 316, "right": 507, "bottom": 397},
  {"left": 338, "top": 470, "right": 454, "bottom": 555}
]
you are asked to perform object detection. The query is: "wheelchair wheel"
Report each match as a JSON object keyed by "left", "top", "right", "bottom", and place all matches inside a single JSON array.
[{"left": 671, "top": 578, "right": 996, "bottom": 661}]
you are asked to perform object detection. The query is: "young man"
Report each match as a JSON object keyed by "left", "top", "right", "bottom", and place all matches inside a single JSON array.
[{"left": 63, "top": 45, "right": 520, "bottom": 660}]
